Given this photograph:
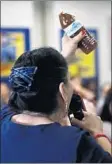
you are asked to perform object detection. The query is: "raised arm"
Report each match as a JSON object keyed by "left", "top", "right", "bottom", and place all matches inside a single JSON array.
[{"left": 61, "top": 32, "right": 112, "bottom": 155}]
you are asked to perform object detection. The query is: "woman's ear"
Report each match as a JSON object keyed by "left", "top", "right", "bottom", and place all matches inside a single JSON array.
[{"left": 59, "top": 82, "right": 67, "bottom": 103}]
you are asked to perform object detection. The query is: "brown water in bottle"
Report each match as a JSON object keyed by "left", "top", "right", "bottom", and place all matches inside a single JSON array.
[{"left": 59, "top": 12, "right": 97, "bottom": 54}]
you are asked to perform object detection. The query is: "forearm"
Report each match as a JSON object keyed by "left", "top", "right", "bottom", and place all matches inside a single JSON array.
[
  {"left": 95, "top": 137, "right": 112, "bottom": 155},
  {"left": 61, "top": 51, "right": 74, "bottom": 62}
]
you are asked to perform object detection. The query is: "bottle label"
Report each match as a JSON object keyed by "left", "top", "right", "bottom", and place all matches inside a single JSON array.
[{"left": 64, "top": 20, "right": 83, "bottom": 36}]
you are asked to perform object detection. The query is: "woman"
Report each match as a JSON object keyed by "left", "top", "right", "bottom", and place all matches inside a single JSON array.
[
  {"left": 101, "top": 88, "right": 112, "bottom": 141},
  {"left": 97, "top": 83, "right": 111, "bottom": 115},
  {"left": 100, "top": 88, "right": 112, "bottom": 122},
  {"left": 1, "top": 32, "right": 112, "bottom": 163}
]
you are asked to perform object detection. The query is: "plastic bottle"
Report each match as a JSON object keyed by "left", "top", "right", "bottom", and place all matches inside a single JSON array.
[{"left": 59, "top": 12, "right": 97, "bottom": 54}]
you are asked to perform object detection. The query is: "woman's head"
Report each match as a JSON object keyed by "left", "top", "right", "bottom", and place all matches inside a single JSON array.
[{"left": 9, "top": 47, "right": 73, "bottom": 117}]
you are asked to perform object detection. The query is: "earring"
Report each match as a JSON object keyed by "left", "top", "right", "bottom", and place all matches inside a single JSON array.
[
  {"left": 65, "top": 102, "right": 68, "bottom": 115},
  {"left": 65, "top": 103, "right": 68, "bottom": 110}
]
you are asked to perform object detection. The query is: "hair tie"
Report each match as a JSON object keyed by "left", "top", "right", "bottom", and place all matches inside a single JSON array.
[{"left": 9, "top": 66, "right": 38, "bottom": 92}]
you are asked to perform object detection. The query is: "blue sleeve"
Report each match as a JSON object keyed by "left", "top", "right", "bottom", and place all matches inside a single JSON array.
[{"left": 76, "top": 133, "right": 112, "bottom": 163}]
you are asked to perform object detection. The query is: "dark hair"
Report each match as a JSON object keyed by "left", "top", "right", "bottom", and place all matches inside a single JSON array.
[
  {"left": 9, "top": 47, "right": 68, "bottom": 115},
  {"left": 100, "top": 88, "right": 112, "bottom": 122}
]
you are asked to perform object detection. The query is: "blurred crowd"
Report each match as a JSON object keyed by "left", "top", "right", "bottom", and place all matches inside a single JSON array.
[{"left": 1, "top": 77, "right": 111, "bottom": 140}]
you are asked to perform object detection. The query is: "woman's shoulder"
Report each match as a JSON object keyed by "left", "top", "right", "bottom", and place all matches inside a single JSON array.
[
  {"left": 60, "top": 124, "right": 88, "bottom": 134},
  {"left": 56, "top": 124, "right": 89, "bottom": 143}
]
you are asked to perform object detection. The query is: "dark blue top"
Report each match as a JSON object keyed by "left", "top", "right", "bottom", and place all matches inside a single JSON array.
[{"left": 1, "top": 106, "right": 112, "bottom": 163}]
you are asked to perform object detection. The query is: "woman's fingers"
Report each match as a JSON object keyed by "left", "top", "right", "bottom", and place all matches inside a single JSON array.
[
  {"left": 83, "top": 111, "right": 90, "bottom": 116},
  {"left": 72, "top": 31, "right": 86, "bottom": 44},
  {"left": 83, "top": 99, "right": 97, "bottom": 114},
  {"left": 71, "top": 117, "right": 84, "bottom": 128},
  {"left": 62, "top": 35, "right": 70, "bottom": 42},
  {"left": 62, "top": 31, "right": 85, "bottom": 44},
  {"left": 61, "top": 31, "right": 86, "bottom": 58},
  {"left": 71, "top": 111, "right": 103, "bottom": 135}
]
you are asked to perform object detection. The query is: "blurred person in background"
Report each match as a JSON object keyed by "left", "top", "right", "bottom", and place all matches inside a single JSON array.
[
  {"left": 100, "top": 88, "right": 112, "bottom": 122},
  {"left": 100, "top": 88, "right": 112, "bottom": 141},
  {"left": 82, "top": 80, "right": 97, "bottom": 99},
  {"left": 71, "top": 75, "right": 96, "bottom": 102},
  {"left": 1, "top": 82, "right": 10, "bottom": 108},
  {"left": 1, "top": 32, "right": 112, "bottom": 163},
  {"left": 97, "top": 83, "right": 111, "bottom": 115}
]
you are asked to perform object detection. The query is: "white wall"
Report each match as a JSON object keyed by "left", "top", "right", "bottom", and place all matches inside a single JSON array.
[
  {"left": 44, "top": 1, "right": 111, "bottom": 86},
  {"left": 1, "top": 1, "right": 43, "bottom": 49},
  {"left": 1, "top": 1, "right": 111, "bottom": 86}
]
